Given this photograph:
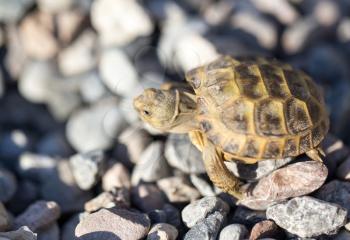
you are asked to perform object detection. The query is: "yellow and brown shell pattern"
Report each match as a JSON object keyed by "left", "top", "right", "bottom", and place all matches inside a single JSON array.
[{"left": 186, "top": 56, "right": 329, "bottom": 162}]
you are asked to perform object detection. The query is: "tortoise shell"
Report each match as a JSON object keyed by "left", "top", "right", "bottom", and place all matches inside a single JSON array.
[{"left": 185, "top": 55, "right": 329, "bottom": 161}]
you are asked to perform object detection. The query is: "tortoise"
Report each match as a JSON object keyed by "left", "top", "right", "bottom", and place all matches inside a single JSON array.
[{"left": 133, "top": 55, "right": 329, "bottom": 199}]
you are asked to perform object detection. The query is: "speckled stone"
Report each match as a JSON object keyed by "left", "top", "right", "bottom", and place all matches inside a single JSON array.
[
  {"left": 75, "top": 207, "right": 150, "bottom": 240},
  {"left": 266, "top": 196, "right": 347, "bottom": 238},
  {"left": 249, "top": 220, "right": 284, "bottom": 240},
  {"left": 239, "top": 161, "right": 328, "bottom": 210}
]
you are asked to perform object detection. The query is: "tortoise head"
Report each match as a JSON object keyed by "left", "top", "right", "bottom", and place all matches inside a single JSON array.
[{"left": 133, "top": 88, "right": 198, "bottom": 133}]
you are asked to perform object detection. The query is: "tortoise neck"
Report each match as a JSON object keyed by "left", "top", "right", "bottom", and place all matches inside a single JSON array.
[{"left": 168, "top": 91, "right": 199, "bottom": 133}]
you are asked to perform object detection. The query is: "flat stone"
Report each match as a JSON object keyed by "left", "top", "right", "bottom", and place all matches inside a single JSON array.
[
  {"left": 147, "top": 223, "right": 178, "bottom": 240},
  {"left": 219, "top": 224, "right": 248, "bottom": 240},
  {"left": 266, "top": 196, "right": 347, "bottom": 238},
  {"left": 58, "top": 30, "right": 97, "bottom": 76},
  {"left": 0, "top": 203, "right": 10, "bottom": 231},
  {"left": 314, "top": 180, "right": 350, "bottom": 217},
  {"left": 249, "top": 220, "right": 284, "bottom": 240},
  {"left": 239, "top": 161, "right": 328, "bottom": 210},
  {"left": 165, "top": 134, "right": 205, "bottom": 174},
  {"left": 225, "top": 158, "right": 293, "bottom": 181},
  {"left": 232, "top": 207, "right": 266, "bottom": 227},
  {"left": 0, "top": 167, "right": 17, "bottom": 202},
  {"left": 75, "top": 207, "right": 150, "bottom": 240},
  {"left": 184, "top": 211, "right": 226, "bottom": 240},
  {"left": 37, "top": 0, "right": 74, "bottom": 13},
  {"left": 157, "top": 176, "right": 201, "bottom": 203},
  {"left": 118, "top": 125, "right": 152, "bottom": 164},
  {"left": 131, "top": 141, "right": 171, "bottom": 185},
  {"left": 70, "top": 150, "right": 105, "bottom": 190},
  {"left": 84, "top": 187, "right": 130, "bottom": 212},
  {"left": 14, "top": 201, "right": 60, "bottom": 232},
  {"left": 0, "top": 226, "right": 37, "bottom": 240},
  {"left": 131, "top": 183, "right": 166, "bottom": 212},
  {"left": 91, "top": 0, "right": 153, "bottom": 46},
  {"left": 182, "top": 196, "right": 230, "bottom": 228},
  {"left": 66, "top": 97, "right": 126, "bottom": 152},
  {"left": 102, "top": 162, "right": 131, "bottom": 191}
]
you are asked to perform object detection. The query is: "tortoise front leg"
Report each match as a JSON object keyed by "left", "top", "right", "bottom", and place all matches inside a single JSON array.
[{"left": 190, "top": 131, "right": 245, "bottom": 200}]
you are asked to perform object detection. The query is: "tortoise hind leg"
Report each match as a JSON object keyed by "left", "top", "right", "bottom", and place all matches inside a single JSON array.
[
  {"left": 190, "top": 131, "right": 245, "bottom": 200},
  {"left": 306, "top": 147, "right": 324, "bottom": 162}
]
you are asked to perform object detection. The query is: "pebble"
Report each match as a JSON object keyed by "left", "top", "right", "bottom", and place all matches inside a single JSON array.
[
  {"left": 36, "top": 131, "right": 73, "bottom": 157},
  {"left": 118, "top": 125, "right": 152, "bottom": 164},
  {"left": 224, "top": 157, "right": 292, "bottom": 181},
  {"left": 37, "top": 0, "right": 74, "bottom": 13},
  {"left": 66, "top": 97, "right": 126, "bottom": 152},
  {"left": 131, "top": 183, "right": 166, "bottom": 212},
  {"left": 19, "top": 11, "right": 59, "bottom": 60},
  {"left": 0, "top": 203, "right": 10, "bottom": 231},
  {"left": 147, "top": 223, "right": 178, "bottom": 240},
  {"left": 0, "top": 0, "right": 34, "bottom": 22},
  {"left": 312, "top": 0, "right": 340, "bottom": 27},
  {"left": 17, "top": 153, "right": 57, "bottom": 181},
  {"left": 14, "top": 200, "right": 61, "bottom": 232},
  {"left": 0, "top": 130, "right": 32, "bottom": 165},
  {"left": 184, "top": 211, "right": 226, "bottom": 240},
  {"left": 148, "top": 209, "right": 167, "bottom": 224},
  {"left": 336, "top": 156, "right": 350, "bottom": 180},
  {"left": 61, "top": 214, "right": 80, "bottom": 240},
  {"left": 40, "top": 160, "right": 92, "bottom": 213},
  {"left": 282, "top": 17, "right": 318, "bottom": 54},
  {"left": 181, "top": 196, "right": 230, "bottom": 228},
  {"left": 70, "top": 150, "right": 105, "bottom": 190},
  {"left": 4, "top": 24, "right": 27, "bottom": 79},
  {"left": 239, "top": 161, "right": 328, "bottom": 210},
  {"left": 58, "top": 30, "right": 97, "bottom": 76},
  {"left": 157, "top": 176, "right": 201, "bottom": 203},
  {"left": 0, "top": 226, "right": 37, "bottom": 240},
  {"left": 0, "top": 71, "right": 4, "bottom": 97},
  {"left": 78, "top": 72, "right": 107, "bottom": 104},
  {"left": 6, "top": 180, "right": 39, "bottom": 215},
  {"left": 266, "top": 196, "right": 347, "bottom": 238},
  {"left": 337, "top": 18, "right": 350, "bottom": 42},
  {"left": 251, "top": 0, "right": 299, "bottom": 25},
  {"left": 84, "top": 187, "right": 130, "bottom": 212},
  {"left": 91, "top": 0, "right": 153, "bottom": 46},
  {"left": 18, "top": 60, "right": 56, "bottom": 104},
  {"left": 102, "top": 162, "right": 131, "bottom": 191},
  {"left": 314, "top": 180, "right": 350, "bottom": 216},
  {"left": 75, "top": 207, "right": 151, "bottom": 240},
  {"left": 0, "top": 167, "right": 17, "bottom": 202},
  {"left": 334, "top": 230, "right": 350, "bottom": 240},
  {"left": 37, "top": 222, "right": 60, "bottom": 240},
  {"left": 99, "top": 48, "right": 140, "bottom": 96},
  {"left": 249, "top": 220, "right": 284, "bottom": 240},
  {"left": 56, "top": 8, "right": 86, "bottom": 44},
  {"left": 219, "top": 224, "right": 248, "bottom": 240},
  {"left": 190, "top": 174, "right": 216, "bottom": 197},
  {"left": 232, "top": 207, "right": 266, "bottom": 227},
  {"left": 131, "top": 141, "right": 171, "bottom": 185},
  {"left": 165, "top": 134, "right": 205, "bottom": 174},
  {"left": 230, "top": 12, "right": 277, "bottom": 50}
]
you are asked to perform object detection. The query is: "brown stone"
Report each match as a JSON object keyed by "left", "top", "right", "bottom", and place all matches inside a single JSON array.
[
  {"left": 239, "top": 161, "right": 328, "bottom": 210},
  {"left": 249, "top": 220, "right": 283, "bottom": 240}
]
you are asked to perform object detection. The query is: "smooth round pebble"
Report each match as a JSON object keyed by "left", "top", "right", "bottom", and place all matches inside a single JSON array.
[
  {"left": 219, "top": 224, "right": 248, "bottom": 240},
  {"left": 102, "top": 162, "right": 131, "bottom": 191}
]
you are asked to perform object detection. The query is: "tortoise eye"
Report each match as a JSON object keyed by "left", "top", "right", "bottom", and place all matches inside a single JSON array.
[{"left": 143, "top": 110, "right": 151, "bottom": 116}]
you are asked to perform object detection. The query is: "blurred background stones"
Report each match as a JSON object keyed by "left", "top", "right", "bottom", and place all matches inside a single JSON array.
[{"left": 0, "top": 0, "right": 349, "bottom": 239}]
